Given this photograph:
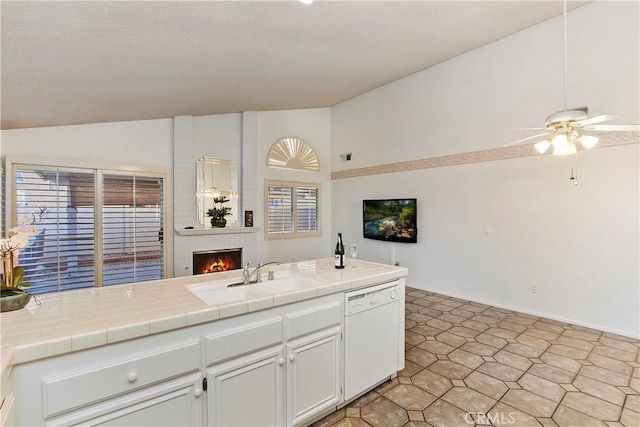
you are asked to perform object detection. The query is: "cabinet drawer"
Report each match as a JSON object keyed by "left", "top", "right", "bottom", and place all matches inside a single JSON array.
[
  {"left": 286, "top": 301, "right": 342, "bottom": 341},
  {"left": 42, "top": 340, "right": 200, "bottom": 418},
  {"left": 206, "top": 318, "right": 283, "bottom": 365}
]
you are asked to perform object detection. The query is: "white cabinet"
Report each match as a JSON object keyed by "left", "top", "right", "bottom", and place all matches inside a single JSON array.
[
  {"left": 285, "top": 299, "right": 343, "bottom": 427},
  {"left": 11, "top": 337, "right": 204, "bottom": 426},
  {"left": 205, "top": 317, "right": 285, "bottom": 426},
  {"left": 205, "top": 295, "right": 343, "bottom": 427},
  {"left": 286, "top": 326, "right": 341, "bottom": 427}
]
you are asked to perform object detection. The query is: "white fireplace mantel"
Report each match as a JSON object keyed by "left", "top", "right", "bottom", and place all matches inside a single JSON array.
[{"left": 175, "top": 227, "right": 261, "bottom": 236}]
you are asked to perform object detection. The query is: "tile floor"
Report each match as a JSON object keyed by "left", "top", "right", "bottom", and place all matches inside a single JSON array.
[{"left": 313, "top": 287, "right": 640, "bottom": 427}]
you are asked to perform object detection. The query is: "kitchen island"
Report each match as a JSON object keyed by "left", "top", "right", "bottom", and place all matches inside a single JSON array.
[{"left": 1, "top": 258, "right": 407, "bottom": 426}]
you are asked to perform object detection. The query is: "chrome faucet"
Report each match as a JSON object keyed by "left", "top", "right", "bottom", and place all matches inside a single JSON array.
[{"left": 242, "top": 261, "right": 280, "bottom": 285}]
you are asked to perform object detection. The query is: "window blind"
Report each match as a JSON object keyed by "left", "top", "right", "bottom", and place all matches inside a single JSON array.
[
  {"left": 15, "top": 168, "right": 96, "bottom": 294},
  {"left": 265, "top": 181, "right": 320, "bottom": 239},
  {"left": 13, "top": 166, "right": 165, "bottom": 294},
  {"left": 102, "top": 174, "right": 164, "bottom": 286}
]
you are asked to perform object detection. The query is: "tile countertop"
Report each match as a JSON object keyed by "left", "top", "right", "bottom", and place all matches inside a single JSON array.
[{"left": 0, "top": 258, "right": 407, "bottom": 367}]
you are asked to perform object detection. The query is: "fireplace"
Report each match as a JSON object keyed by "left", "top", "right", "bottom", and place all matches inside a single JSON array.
[{"left": 193, "top": 248, "right": 242, "bottom": 275}]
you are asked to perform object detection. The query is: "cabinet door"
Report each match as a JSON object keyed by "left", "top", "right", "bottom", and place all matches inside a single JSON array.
[
  {"left": 286, "top": 326, "right": 342, "bottom": 427},
  {"left": 207, "top": 345, "right": 284, "bottom": 427},
  {"left": 45, "top": 373, "right": 203, "bottom": 427}
]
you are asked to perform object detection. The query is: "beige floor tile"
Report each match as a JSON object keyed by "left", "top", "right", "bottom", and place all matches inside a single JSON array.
[
  {"left": 528, "top": 363, "right": 576, "bottom": 383},
  {"left": 411, "top": 325, "right": 445, "bottom": 339},
  {"left": 360, "top": 396, "right": 408, "bottom": 427},
  {"left": 538, "top": 417, "right": 559, "bottom": 427},
  {"left": 498, "top": 320, "right": 529, "bottom": 333},
  {"left": 407, "top": 410, "right": 424, "bottom": 421},
  {"left": 417, "top": 340, "right": 455, "bottom": 355},
  {"left": 384, "top": 384, "right": 437, "bottom": 411},
  {"left": 523, "top": 328, "right": 560, "bottom": 341},
  {"left": 436, "top": 313, "right": 467, "bottom": 324},
  {"left": 518, "top": 373, "right": 566, "bottom": 403},
  {"left": 447, "top": 349, "right": 484, "bottom": 370},
  {"left": 484, "top": 327, "right": 520, "bottom": 339},
  {"left": 477, "top": 361, "right": 524, "bottom": 382},
  {"left": 534, "top": 321, "right": 566, "bottom": 335},
  {"left": 552, "top": 405, "right": 608, "bottom": 427},
  {"left": 505, "top": 342, "right": 545, "bottom": 358},
  {"left": 398, "top": 360, "right": 423, "bottom": 378},
  {"left": 557, "top": 335, "right": 595, "bottom": 352},
  {"left": 449, "top": 308, "right": 476, "bottom": 319},
  {"left": 573, "top": 375, "right": 626, "bottom": 406},
  {"left": 592, "top": 345, "right": 637, "bottom": 362},
  {"left": 463, "top": 371, "right": 508, "bottom": 400},
  {"left": 427, "top": 318, "right": 453, "bottom": 331},
  {"left": 405, "top": 330, "right": 427, "bottom": 346},
  {"left": 501, "top": 389, "right": 558, "bottom": 417},
  {"left": 516, "top": 334, "right": 552, "bottom": 350},
  {"left": 562, "top": 328, "right": 602, "bottom": 342},
  {"left": 405, "top": 347, "right": 438, "bottom": 368},
  {"left": 548, "top": 344, "right": 591, "bottom": 360},
  {"left": 329, "top": 417, "right": 371, "bottom": 427},
  {"left": 476, "top": 332, "right": 509, "bottom": 349},
  {"left": 312, "top": 408, "right": 346, "bottom": 427},
  {"left": 621, "top": 408, "right": 640, "bottom": 427},
  {"left": 411, "top": 368, "right": 453, "bottom": 397},
  {"left": 561, "top": 392, "right": 622, "bottom": 421},
  {"left": 434, "top": 330, "right": 467, "bottom": 348},
  {"left": 441, "top": 386, "right": 496, "bottom": 413},
  {"left": 422, "top": 399, "right": 469, "bottom": 427},
  {"left": 461, "top": 319, "right": 490, "bottom": 332},
  {"left": 407, "top": 312, "right": 431, "bottom": 323},
  {"left": 624, "top": 394, "right": 640, "bottom": 413},
  {"left": 347, "top": 391, "right": 380, "bottom": 409},
  {"left": 599, "top": 336, "right": 640, "bottom": 353},
  {"left": 488, "top": 402, "right": 543, "bottom": 426},
  {"left": 447, "top": 326, "right": 480, "bottom": 338},
  {"left": 541, "top": 351, "right": 583, "bottom": 373},
  {"left": 579, "top": 365, "right": 631, "bottom": 387},
  {"left": 346, "top": 407, "right": 360, "bottom": 418},
  {"left": 460, "top": 341, "right": 498, "bottom": 356},
  {"left": 427, "top": 360, "right": 472, "bottom": 380},
  {"left": 495, "top": 349, "right": 534, "bottom": 371},
  {"left": 470, "top": 314, "right": 503, "bottom": 324}
]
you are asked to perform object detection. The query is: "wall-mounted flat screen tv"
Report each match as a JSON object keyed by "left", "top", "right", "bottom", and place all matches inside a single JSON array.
[{"left": 363, "top": 198, "right": 417, "bottom": 243}]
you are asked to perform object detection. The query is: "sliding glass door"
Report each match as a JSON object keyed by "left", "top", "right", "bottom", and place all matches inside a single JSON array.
[{"left": 12, "top": 165, "right": 166, "bottom": 294}]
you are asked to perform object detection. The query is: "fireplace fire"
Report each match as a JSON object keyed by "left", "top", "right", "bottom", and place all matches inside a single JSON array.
[{"left": 193, "top": 248, "right": 242, "bottom": 275}]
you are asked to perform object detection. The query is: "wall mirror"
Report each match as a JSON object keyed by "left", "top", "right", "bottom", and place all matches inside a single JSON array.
[{"left": 196, "top": 157, "right": 238, "bottom": 227}]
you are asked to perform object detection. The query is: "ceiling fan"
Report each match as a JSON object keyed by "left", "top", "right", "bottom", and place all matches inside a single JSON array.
[{"left": 507, "top": 1, "right": 639, "bottom": 156}]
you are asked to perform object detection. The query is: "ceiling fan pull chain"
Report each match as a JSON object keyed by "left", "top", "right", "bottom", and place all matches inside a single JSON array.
[{"left": 563, "top": 0, "right": 568, "bottom": 111}]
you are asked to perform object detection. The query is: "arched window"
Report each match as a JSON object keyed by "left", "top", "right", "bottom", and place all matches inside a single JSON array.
[{"left": 266, "top": 137, "right": 319, "bottom": 172}]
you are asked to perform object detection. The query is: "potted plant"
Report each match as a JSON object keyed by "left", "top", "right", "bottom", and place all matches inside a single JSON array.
[
  {"left": 207, "top": 196, "right": 232, "bottom": 228},
  {"left": 0, "top": 207, "right": 47, "bottom": 312}
]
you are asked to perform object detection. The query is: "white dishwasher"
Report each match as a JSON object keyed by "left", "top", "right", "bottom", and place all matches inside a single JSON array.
[{"left": 344, "top": 280, "right": 400, "bottom": 401}]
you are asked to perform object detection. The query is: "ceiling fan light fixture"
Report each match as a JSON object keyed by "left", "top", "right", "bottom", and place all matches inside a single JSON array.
[
  {"left": 578, "top": 134, "right": 599, "bottom": 149},
  {"left": 534, "top": 140, "right": 551, "bottom": 154},
  {"left": 551, "top": 133, "right": 569, "bottom": 148},
  {"left": 552, "top": 142, "right": 577, "bottom": 156}
]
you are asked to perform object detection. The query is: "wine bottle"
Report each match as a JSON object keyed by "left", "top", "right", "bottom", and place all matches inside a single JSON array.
[{"left": 334, "top": 233, "right": 345, "bottom": 269}]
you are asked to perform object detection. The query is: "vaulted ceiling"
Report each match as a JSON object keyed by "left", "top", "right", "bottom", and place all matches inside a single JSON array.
[{"left": 1, "top": 1, "right": 588, "bottom": 130}]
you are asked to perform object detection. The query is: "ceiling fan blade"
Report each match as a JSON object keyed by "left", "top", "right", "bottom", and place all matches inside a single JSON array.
[
  {"left": 502, "top": 132, "right": 550, "bottom": 147},
  {"left": 584, "top": 124, "right": 640, "bottom": 132},
  {"left": 574, "top": 114, "right": 619, "bottom": 127}
]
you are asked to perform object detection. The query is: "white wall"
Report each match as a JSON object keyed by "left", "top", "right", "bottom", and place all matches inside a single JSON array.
[
  {"left": 1, "top": 119, "right": 173, "bottom": 169},
  {"left": 330, "top": 1, "right": 640, "bottom": 337},
  {"left": 256, "top": 108, "right": 332, "bottom": 263}
]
